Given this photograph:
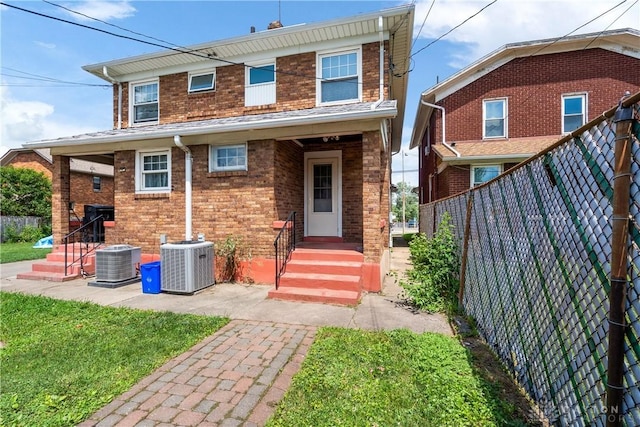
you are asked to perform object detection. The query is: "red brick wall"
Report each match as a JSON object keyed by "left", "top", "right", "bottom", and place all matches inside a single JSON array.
[
  {"left": 115, "top": 42, "right": 387, "bottom": 128},
  {"left": 438, "top": 165, "right": 470, "bottom": 199},
  {"left": 6, "top": 152, "right": 52, "bottom": 177},
  {"left": 439, "top": 49, "right": 639, "bottom": 142},
  {"left": 274, "top": 140, "right": 305, "bottom": 241}
]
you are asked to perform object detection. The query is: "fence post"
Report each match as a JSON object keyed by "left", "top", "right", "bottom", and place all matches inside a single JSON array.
[
  {"left": 458, "top": 191, "right": 474, "bottom": 307},
  {"left": 606, "top": 92, "right": 633, "bottom": 427}
]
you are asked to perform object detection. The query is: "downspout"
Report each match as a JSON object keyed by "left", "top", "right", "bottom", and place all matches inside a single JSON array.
[
  {"left": 102, "top": 66, "right": 122, "bottom": 130},
  {"left": 420, "top": 100, "right": 460, "bottom": 157},
  {"left": 173, "top": 135, "right": 193, "bottom": 241},
  {"left": 372, "top": 15, "right": 385, "bottom": 110}
]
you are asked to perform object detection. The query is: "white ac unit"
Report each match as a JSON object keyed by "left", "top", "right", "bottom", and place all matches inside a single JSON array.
[
  {"left": 95, "top": 244, "right": 141, "bottom": 282},
  {"left": 160, "top": 241, "right": 214, "bottom": 294}
]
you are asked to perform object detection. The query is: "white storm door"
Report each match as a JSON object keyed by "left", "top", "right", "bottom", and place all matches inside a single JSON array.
[{"left": 305, "top": 152, "right": 341, "bottom": 237}]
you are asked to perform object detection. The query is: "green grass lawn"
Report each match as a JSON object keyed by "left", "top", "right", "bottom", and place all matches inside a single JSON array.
[
  {"left": 0, "top": 242, "right": 51, "bottom": 264},
  {"left": 268, "top": 327, "right": 528, "bottom": 427},
  {"left": 0, "top": 292, "right": 229, "bottom": 427}
]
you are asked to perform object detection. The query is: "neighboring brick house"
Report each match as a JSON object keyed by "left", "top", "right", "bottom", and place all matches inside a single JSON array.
[
  {"left": 22, "top": 5, "right": 415, "bottom": 303},
  {"left": 0, "top": 148, "right": 114, "bottom": 223},
  {"left": 409, "top": 28, "right": 640, "bottom": 204}
]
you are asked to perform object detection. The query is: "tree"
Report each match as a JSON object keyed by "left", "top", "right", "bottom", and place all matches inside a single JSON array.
[
  {"left": 392, "top": 181, "right": 418, "bottom": 224},
  {"left": 0, "top": 166, "right": 52, "bottom": 219}
]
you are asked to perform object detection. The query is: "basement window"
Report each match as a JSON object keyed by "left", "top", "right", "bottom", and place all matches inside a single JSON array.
[{"left": 189, "top": 71, "right": 215, "bottom": 93}]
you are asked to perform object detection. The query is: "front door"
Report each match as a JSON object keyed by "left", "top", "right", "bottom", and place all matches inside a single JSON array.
[{"left": 305, "top": 151, "right": 341, "bottom": 237}]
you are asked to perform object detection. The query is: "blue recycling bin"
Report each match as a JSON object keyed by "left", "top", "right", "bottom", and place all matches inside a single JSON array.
[{"left": 140, "top": 261, "right": 161, "bottom": 294}]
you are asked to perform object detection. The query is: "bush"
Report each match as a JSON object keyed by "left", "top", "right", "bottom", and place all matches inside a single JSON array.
[
  {"left": 400, "top": 212, "right": 460, "bottom": 313},
  {"left": 2, "top": 224, "right": 48, "bottom": 243}
]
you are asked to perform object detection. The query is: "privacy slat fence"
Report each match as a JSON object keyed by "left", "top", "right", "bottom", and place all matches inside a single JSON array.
[{"left": 419, "top": 92, "right": 640, "bottom": 426}]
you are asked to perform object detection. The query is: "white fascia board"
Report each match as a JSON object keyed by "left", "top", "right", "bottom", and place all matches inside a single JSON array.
[
  {"left": 108, "top": 33, "right": 385, "bottom": 84},
  {"left": 443, "top": 153, "right": 533, "bottom": 164},
  {"left": 24, "top": 106, "right": 397, "bottom": 149}
]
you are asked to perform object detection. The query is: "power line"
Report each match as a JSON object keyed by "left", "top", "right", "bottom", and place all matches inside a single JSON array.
[
  {"left": 410, "top": 0, "right": 498, "bottom": 59},
  {"left": 1, "top": 66, "right": 111, "bottom": 87},
  {"left": 3, "top": 1, "right": 387, "bottom": 88}
]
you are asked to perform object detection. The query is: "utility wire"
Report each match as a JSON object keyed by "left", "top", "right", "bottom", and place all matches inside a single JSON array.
[
  {"left": 411, "top": 0, "right": 436, "bottom": 51},
  {"left": 2, "top": 1, "right": 371, "bottom": 87},
  {"left": 1, "top": 66, "right": 111, "bottom": 87},
  {"left": 410, "top": 0, "right": 498, "bottom": 59}
]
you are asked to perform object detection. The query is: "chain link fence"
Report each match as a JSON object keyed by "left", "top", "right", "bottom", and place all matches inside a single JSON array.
[{"left": 419, "top": 92, "right": 640, "bottom": 426}]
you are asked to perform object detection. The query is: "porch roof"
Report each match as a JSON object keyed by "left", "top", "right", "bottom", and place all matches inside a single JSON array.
[
  {"left": 433, "top": 135, "right": 561, "bottom": 164},
  {"left": 23, "top": 100, "right": 397, "bottom": 150}
]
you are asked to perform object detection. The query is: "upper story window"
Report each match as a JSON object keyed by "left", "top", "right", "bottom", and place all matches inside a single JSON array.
[
  {"left": 317, "top": 48, "right": 361, "bottom": 104},
  {"left": 92, "top": 176, "right": 101, "bottom": 192},
  {"left": 245, "top": 62, "right": 276, "bottom": 106},
  {"left": 189, "top": 70, "right": 215, "bottom": 93},
  {"left": 209, "top": 143, "right": 247, "bottom": 172},
  {"left": 136, "top": 150, "right": 170, "bottom": 193},
  {"left": 131, "top": 80, "right": 158, "bottom": 124},
  {"left": 562, "top": 93, "right": 587, "bottom": 133},
  {"left": 471, "top": 165, "right": 501, "bottom": 187},
  {"left": 483, "top": 98, "right": 507, "bottom": 138}
]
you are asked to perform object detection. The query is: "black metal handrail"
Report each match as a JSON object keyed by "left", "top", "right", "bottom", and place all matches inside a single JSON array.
[
  {"left": 63, "top": 215, "right": 106, "bottom": 276},
  {"left": 274, "top": 211, "right": 296, "bottom": 289}
]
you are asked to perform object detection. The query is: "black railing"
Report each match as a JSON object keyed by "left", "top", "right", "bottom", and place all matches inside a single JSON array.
[
  {"left": 274, "top": 211, "right": 296, "bottom": 289},
  {"left": 63, "top": 215, "right": 106, "bottom": 276}
]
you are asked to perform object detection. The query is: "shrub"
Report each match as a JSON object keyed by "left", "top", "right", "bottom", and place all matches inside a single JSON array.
[
  {"left": 400, "top": 213, "right": 460, "bottom": 313},
  {"left": 18, "top": 225, "right": 45, "bottom": 243},
  {"left": 215, "top": 236, "right": 242, "bottom": 283}
]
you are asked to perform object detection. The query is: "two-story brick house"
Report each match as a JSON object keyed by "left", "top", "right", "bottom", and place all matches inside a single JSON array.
[
  {"left": 409, "top": 28, "right": 640, "bottom": 204},
  {"left": 22, "top": 5, "right": 415, "bottom": 304}
]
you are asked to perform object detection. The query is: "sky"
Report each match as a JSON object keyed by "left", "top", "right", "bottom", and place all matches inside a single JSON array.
[{"left": 1, "top": 0, "right": 639, "bottom": 187}]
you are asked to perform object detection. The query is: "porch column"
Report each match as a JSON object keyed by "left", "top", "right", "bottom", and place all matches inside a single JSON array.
[
  {"left": 52, "top": 155, "right": 70, "bottom": 246},
  {"left": 361, "top": 131, "right": 388, "bottom": 291}
]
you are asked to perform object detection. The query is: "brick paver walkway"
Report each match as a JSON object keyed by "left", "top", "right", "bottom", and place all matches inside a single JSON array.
[{"left": 78, "top": 320, "right": 316, "bottom": 427}]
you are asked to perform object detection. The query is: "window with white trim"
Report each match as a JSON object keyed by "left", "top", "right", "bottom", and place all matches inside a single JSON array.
[
  {"left": 131, "top": 80, "right": 159, "bottom": 124},
  {"left": 483, "top": 98, "right": 507, "bottom": 138},
  {"left": 245, "top": 62, "right": 275, "bottom": 106},
  {"left": 189, "top": 71, "right": 215, "bottom": 93},
  {"left": 317, "top": 49, "right": 361, "bottom": 104},
  {"left": 562, "top": 93, "right": 587, "bottom": 133},
  {"left": 136, "top": 150, "right": 171, "bottom": 192},
  {"left": 471, "top": 165, "right": 501, "bottom": 187},
  {"left": 210, "top": 143, "right": 247, "bottom": 172}
]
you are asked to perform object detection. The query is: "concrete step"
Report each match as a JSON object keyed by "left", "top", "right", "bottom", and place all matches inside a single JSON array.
[
  {"left": 285, "top": 259, "right": 363, "bottom": 276},
  {"left": 278, "top": 272, "right": 361, "bottom": 292},
  {"left": 267, "top": 287, "right": 360, "bottom": 306},
  {"left": 16, "top": 271, "right": 80, "bottom": 282},
  {"left": 291, "top": 248, "right": 364, "bottom": 262}
]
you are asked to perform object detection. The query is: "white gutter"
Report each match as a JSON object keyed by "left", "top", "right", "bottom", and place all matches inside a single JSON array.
[
  {"left": 420, "top": 99, "right": 461, "bottom": 157},
  {"left": 173, "top": 135, "right": 193, "bottom": 241},
  {"left": 102, "top": 67, "right": 122, "bottom": 130},
  {"left": 380, "top": 119, "right": 388, "bottom": 152},
  {"left": 25, "top": 104, "right": 397, "bottom": 148},
  {"left": 372, "top": 15, "right": 385, "bottom": 111}
]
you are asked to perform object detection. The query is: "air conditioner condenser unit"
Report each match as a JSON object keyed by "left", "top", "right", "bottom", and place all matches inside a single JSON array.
[
  {"left": 95, "top": 244, "right": 141, "bottom": 282},
  {"left": 160, "top": 241, "right": 214, "bottom": 294}
]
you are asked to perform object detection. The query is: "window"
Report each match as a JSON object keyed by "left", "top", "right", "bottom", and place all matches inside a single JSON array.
[
  {"left": 471, "top": 165, "right": 501, "bottom": 187},
  {"left": 318, "top": 49, "right": 360, "bottom": 104},
  {"left": 245, "top": 62, "right": 276, "bottom": 106},
  {"left": 562, "top": 93, "right": 586, "bottom": 133},
  {"left": 210, "top": 144, "right": 247, "bottom": 172},
  {"left": 483, "top": 98, "right": 507, "bottom": 138},
  {"left": 189, "top": 71, "right": 215, "bottom": 92},
  {"left": 92, "top": 176, "right": 101, "bottom": 192},
  {"left": 131, "top": 81, "right": 158, "bottom": 124},
  {"left": 136, "top": 150, "right": 170, "bottom": 192}
]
